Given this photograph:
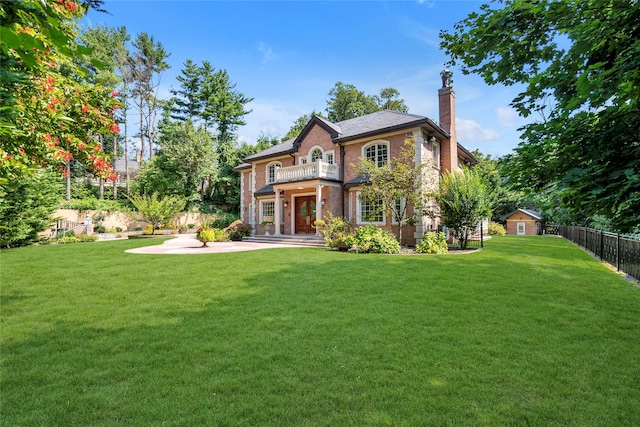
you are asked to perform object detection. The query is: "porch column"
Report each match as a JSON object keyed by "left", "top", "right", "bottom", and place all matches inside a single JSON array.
[
  {"left": 315, "top": 184, "right": 323, "bottom": 236},
  {"left": 274, "top": 190, "right": 282, "bottom": 235}
]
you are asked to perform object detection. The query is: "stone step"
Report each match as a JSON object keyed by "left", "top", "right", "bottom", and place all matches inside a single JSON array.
[{"left": 243, "top": 235, "right": 326, "bottom": 247}]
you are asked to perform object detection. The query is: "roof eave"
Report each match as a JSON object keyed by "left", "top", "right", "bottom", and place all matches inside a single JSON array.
[{"left": 334, "top": 118, "right": 450, "bottom": 143}]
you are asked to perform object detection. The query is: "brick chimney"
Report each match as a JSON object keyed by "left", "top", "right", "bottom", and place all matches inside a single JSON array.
[{"left": 438, "top": 69, "right": 458, "bottom": 173}]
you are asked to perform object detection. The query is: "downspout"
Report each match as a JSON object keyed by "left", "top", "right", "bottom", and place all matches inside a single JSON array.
[{"left": 339, "top": 142, "right": 346, "bottom": 217}]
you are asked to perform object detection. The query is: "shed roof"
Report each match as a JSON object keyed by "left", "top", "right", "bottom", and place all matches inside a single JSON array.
[{"left": 505, "top": 209, "right": 545, "bottom": 221}]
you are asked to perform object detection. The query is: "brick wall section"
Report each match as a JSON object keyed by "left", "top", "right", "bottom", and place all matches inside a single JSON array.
[
  {"left": 506, "top": 212, "right": 540, "bottom": 235},
  {"left": 438, "top": 86, "right": 458, "bottom": 173},
  {"left": 295, "top": 125, "right": 336, "bottom": 164}
]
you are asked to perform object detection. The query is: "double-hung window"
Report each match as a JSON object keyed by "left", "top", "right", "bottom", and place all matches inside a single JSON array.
[{"left": 261, "top": 200, "right": 275, "bottom": 223}]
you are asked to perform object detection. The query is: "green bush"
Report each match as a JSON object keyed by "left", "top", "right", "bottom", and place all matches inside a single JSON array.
[
  {"left": 57, "top": 234, "right": 98, "bottom": 244},
  {"left": 94, "top": 225, "right": 107, "bottom": 234},
  {"left": 316, "top": 214, "right": 353, "bottom": 251},
  {"left": 142, "top": 224, "right": 154, "bottom": 235},
  {"left": 349, "top": 225, "right": 401, "bottom": 254},
  {"left": 60, "top": 198, "right": 131, "bottom": 212},
  {"left": 488, "top": 222, "right": 507, "bottom": 236},
  {"left": 196, "top": 228, "right": 223, "bottom": 247},
  {"left": 224, "top": 220, "right": 252, "bottom": 241},
  {"left": 416, "top": 232, "right": 448, "bottom": 254},
  {"left": 213, "top": 212, "right": 240, "bottom": 229},
  {"left": 163, "top": 220, "right": 177, "bottom": 230}
]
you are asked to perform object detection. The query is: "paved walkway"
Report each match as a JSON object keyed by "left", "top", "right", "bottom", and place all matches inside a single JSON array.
[{"left": 125, "top": 234, "right": 307, "bottom": 255}]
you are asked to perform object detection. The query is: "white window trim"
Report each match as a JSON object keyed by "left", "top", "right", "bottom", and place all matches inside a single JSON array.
[
  {"left": 260, "top": 199, "right": 276, "bottom": 224},
  {"left": 356, "top": 191, "right": 385, "bottom": 225},
  {"left": 266, "top": 161, "right": 282, "bottom": 184},
  {"left": 325, "top": 150, "right": 335, "bottom": 164},
  {"left": 432, "top": 141, "right": 440, "bottom": 170},
  {"left": 362, "top": 140, "right": 390, "bottom": 167},
  {"left": 308, "top": 146, "right": 324, "bottom": 163}
]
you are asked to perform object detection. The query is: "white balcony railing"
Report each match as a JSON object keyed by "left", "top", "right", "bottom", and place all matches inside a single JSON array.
[{"left": 275, "top": 160, "right": 340, "bottom": 183}]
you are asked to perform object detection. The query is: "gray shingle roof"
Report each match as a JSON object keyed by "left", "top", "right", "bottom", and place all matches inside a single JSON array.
[
  {"left": 242, "top": 110, "right": 449, "bottom": 163},
  {"left": 243, "top": 137, "right": 296, "bottom": 162},
  {"left": 114, "top": 157, "right": 140, "bottom": 173},
  {"left": 335, "top": 110, "right": 440, "bottom": 141},
  {"left": 505, "top": 209, "right": 545, "bottom": 221}
]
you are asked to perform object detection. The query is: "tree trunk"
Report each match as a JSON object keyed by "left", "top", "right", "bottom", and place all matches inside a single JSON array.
[
  {"left": 65, "top": 161, "right": 71, "bottom": 201},
  {"left": 112, "top": 134, "right": 118, "bottom": 200}
]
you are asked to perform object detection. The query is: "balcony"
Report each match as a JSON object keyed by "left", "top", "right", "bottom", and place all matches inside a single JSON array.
[{"left": 275, "top": 160, "right": 340, "bottom": 183}]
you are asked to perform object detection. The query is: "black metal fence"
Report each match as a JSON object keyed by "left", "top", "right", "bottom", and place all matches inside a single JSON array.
[{"left": 546, "top": 225, "right": 640, "bottom": 282}]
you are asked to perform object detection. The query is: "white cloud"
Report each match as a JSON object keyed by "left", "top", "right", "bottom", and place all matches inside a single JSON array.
[
  {"left": 496, "top": 106, "right": 517, "bottom": 127},
  {"left": 396, "top": 16, "right": 440, "bottom": 48},
  {"left": 417, "top": 0, "right": 436, "bottom": 7},
  {"left": 258, "top": 41, "right": 279, "bottom": 65},
  {"left": 456, "top": 117, "right": 500, "bottom": 142},
  {"left": 237, "top": 101, "right": 306, "bottom": 145}
]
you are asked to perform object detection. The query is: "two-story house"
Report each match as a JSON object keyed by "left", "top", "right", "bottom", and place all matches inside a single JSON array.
[{"left": 235, "top": 72, "right": 477, "bottom": 245}]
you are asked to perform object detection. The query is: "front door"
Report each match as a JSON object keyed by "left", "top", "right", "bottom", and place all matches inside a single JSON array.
[{"left": 295, "top": 196, "right": 316, "bottom": 234}]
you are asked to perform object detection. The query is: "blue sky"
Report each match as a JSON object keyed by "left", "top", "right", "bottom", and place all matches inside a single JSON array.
[{"left": 84, "top": 0, "right": 529, "bottom": 158}]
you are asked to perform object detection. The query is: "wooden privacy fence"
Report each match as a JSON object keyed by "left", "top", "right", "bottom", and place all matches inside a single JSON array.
[{"left": 546, "top": 225, "right": 640, "bottom": 282}]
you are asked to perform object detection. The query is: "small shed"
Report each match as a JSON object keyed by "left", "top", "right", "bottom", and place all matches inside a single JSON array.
[{"left": 505, "top": 209, "right": 545, "bottom": 235}]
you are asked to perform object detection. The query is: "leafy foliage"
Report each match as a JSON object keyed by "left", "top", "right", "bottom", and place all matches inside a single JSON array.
[
  {"left": 326, "top": 82, "right": 408, "bottom": 122},
  {"left": 315, "top": 214, "right": 354, "bottom": 251},
  {"left": 1, "top": 0, "right": 120, "bottom": 184},
  {"left": 355, "top": 138, "right": 434, "bottom": 244},
  {"left": 348, "top": 225, "right": 401, "bottom": 254},
  {"left": 488, "top": 222, "right": 506, "bottom": 236},
  {"left": 0, "top": 168, "right": 63, "bottom": 248},
  {"left": 224, "top": 220, "right": 252, "bottom": 241},
  {"left": 128, "top": 193, "right": 186, "bottom": 235},
  {"left": 136, "top": 120, "right": 216, "bottom": 206},
  {"left": 434, "top": 168, "right": 491, "bottom": 250},
  {"left": 196, "top": 228, "right": 216, "bottom": 247},
  {"left": 440, "top": 0, "right": 640, "bottom": 232},
  {"left": 416, "top": 232, "right": 448, "bottom": 254}
]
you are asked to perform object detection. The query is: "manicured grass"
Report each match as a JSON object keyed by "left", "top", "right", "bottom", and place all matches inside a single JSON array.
[{"left": 2, "top": 236, "right": 640, "bottom": 426}]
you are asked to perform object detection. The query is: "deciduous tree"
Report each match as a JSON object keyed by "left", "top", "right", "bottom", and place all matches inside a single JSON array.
[
  {"left": 355, "top": 138, "right": 432, "bottom": 244},
  {"left": 434, "top": 168, "right": 491, "bottom": 250},
  {"left": 440, "top": 0, "right": 640, "bottom": 232},
  {"left": 1, "top": 0, "right": 119, "bottom": 185},
  {"left": 129, "top": 193, "right": 185, "bottom": 235}
]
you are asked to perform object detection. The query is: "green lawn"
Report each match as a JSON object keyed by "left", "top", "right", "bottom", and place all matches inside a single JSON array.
[{"left": 2, "top": 236, "right": 639, "bottom": 426}]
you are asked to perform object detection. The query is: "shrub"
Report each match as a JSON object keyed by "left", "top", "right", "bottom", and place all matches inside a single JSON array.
[
  {"left": 416, "top": 232, "right": 448, "bottom": 254},
  {"left": 349, "top": 225, "right": 401, "bottom": 254},
  {"left": 213, "top": 228, "right": 228, "bottom": 242},
  {"left": 142, "top": 224, "right": 154, "bottom": 235},
  {"left": 213, "top": 212, "right": 240, "bottom": 229},
  {"left": 196, "top": 228, "right": 221, "bottom": 247},
  {"left": 187, "top": 223, "right": 195, "bottom": 229},
  {"left": 316, "top": 214, "right": 353, "bottom": 251},
  {"left": 163, "top": 220, "right": 177, "bottom": 230},
  {"left": 94, "top": 225, "right": 107, "bottom": 234},
  {"left": 115, "top": 227, "right": 123, "bottom": 232},
  {"left": 57, "top": 234, "right": 98, "bottom": 244},
  {"left": 225, "top": 220, "right": 252, "bottom": 241},
  {"left": 488, "top": 222, "right": 506, "bottom": 236},
  {"left": 134, "top": 226, "right": 142, "bottom": 231},
  {"left": 178, "top": 225, "right": 188, "bottom": 234}
]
